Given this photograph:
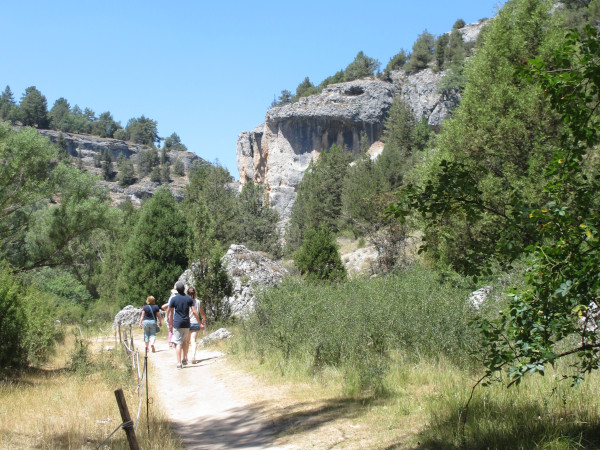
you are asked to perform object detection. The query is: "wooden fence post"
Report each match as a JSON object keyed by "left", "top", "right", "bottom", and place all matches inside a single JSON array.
[{"left": 114, "top": 388, "right": 139, "bottom": 450}]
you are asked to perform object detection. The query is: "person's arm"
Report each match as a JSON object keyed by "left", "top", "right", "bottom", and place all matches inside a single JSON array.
[
  {"left": 138, "top": 309, "right": 146, "bottom": 328},
  {"left": 199, "top": 304, "right": 207, "bottom": 324},
  {"left": 156, "top": 307, "right": 163, "bottom": 326},
  {"left": 191, "top": 306, "right": 200, "bottom": 325},
  {"left": 167, "top": 306, "right": 173, "bottom": 329}
]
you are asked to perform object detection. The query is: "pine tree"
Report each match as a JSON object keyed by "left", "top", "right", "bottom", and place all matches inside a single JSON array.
[
  {"left": 117, "top": 187, "right": 189, "bottom": 307},
  {"left": 294, "top": 226, "right": 346, "bottom": 282}
]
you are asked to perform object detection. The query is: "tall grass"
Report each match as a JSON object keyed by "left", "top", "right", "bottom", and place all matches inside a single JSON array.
[
  {"left": 243, "top": 264, "right": 477, "bottom": 396},
  {"left": 0, "top": 327, "right": 182, "bottom": 449},
  {"left": 235, "top": 264, "right": 600, "bottom": 448}
]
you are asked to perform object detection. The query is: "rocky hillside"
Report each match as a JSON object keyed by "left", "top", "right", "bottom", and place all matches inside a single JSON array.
[
  {"left": 38, "top": 129, "right": 206, "bottom": 205},
  {"left": 237, "top": 19, "right": 488, "bottom": 226}
]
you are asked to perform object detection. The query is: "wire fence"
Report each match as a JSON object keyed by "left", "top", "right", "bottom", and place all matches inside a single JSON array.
[{"left": 94, "top": 324, "right": 149, "bottom": 450}]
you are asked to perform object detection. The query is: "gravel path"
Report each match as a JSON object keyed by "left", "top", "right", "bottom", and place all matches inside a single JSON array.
[{"left": 146, "top": 340, "right": 284, "bottom": 449}]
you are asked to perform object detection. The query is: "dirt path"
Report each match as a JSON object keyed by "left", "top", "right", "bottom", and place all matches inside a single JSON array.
[{"left": 146, "top": 340, "right": 283, "bottom": 449}]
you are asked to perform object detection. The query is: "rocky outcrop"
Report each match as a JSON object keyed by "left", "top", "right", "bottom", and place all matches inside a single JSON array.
[
  {"left": 178, "top": 244, "right": 288, "bottom": 318},
  {"left": 236, "top": 20, "right": 489, "bottom": 227},
  {"left": 37, "top": 129, "right": 205, "bottom": 206}
]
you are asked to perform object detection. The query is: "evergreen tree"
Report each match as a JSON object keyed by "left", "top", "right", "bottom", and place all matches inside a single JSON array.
[
  {"left": 116, "top": 153, "right": 136, "bottom": 186},
  {"left": 287, "top": 144, "right": 353, "bottom": 251},
  {"left": 434, "top": 34, "right": 450, "bottom": 70},
  {"left": 343, "top": 51, "right": 380, "bottom": 81},
  {"left": 294, "top": 226, "right": 346, "bottom": 282},
  {"left": 382, "top": 50, "right": 407, "bottom": 80},
  {"left": 238, "top": 181, "right": 281, "bottom": 256},
  {"left": 160, "top": 163, "right": 170, "bottom": 183},
  {"left": 293, "top": 77, "right": 318, "bottom": 101},
  {"left": 0, "top": 86, "right": 17, "bottom": 123},
  {"left": 93, "top": 112, "right": 120, "bottom": 138},
  {"left": 101, "top": 150, "right": 113, "bottom": 181},
  {"left": 164, "top": 132, "right": 187, "bottom": 152},
  {"left": 126, "top": 116, "right": 159, "bottom": 146},
  {"left": 137, "top": 148, "right": 160, "bottom": 178},
  {"left": 184, "top": 164, "right": 239, "bottom": 246},
  {"left": 444, "top": 29, "right": 467, "bottom": 67},
  {"left": 19, "top": 86, "right": 49, "bottom": 128},
  {"left": 172, "top": 157, "right": 185, "bottom": 176},
  {"left": 49, "top": 97, "right": 71, "bottom": 130},
  {"left": 404, "top": 30, "right": 435, "bottom": 73},
  {"left": 117, "top": 187, "right": 189, "bottom": 307}
]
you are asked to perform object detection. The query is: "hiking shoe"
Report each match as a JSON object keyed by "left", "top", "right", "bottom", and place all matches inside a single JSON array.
[
  {"left": 177, "top": 363, "right": 182, "bottom": 369},
  {"left": 182, "top": 359, "right": 188, "bottom": 365}
]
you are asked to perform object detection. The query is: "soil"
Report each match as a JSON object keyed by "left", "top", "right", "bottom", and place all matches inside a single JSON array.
[{"left": 144, "top": 338, "right": 412, "bottom": 449}]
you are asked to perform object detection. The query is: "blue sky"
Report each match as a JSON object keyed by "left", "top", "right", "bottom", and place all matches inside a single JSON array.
[{"left": 2, "top": 1, "right": 505, "bottom": 178}]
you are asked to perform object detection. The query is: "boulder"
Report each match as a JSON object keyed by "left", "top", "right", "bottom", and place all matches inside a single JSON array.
[{"left": 178, "top": 244, "right": 288, "bottom": 318}]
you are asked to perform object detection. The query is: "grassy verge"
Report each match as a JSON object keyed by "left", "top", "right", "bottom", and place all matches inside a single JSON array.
[
  {"left": 0, "top": 326, "right": 182, "bottom": 449},
  {"left": 224, "top": 263, "right": 600, "bottom": 449}
]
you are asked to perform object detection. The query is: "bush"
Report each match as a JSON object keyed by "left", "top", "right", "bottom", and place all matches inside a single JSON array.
[
  {"left": 245, "top": 264, "right": 477, "bottom": 395},
  {"left": 0, "top": 263, "right": 63, "bottom": 368},
  {"left": 294, "top": 227, "right": 346, "bottom": 282}
]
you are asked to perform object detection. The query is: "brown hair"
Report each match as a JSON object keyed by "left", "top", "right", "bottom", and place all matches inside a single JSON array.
[
  {"left": 146, "top": 296, "right": 155, "bottom": 305},
  {"left": 187, "top": 287, "right": 196, "bottom": 298}
]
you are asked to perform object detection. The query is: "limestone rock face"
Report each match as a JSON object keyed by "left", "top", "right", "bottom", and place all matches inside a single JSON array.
[
  {"left": 221, "top": 244, "right": 288, "bottom": 318},
  {"left": 236, "top": 20, "right": 489, "bottom": 227},
  {"left": 37, "top": 129, "right": 204, "bottom": 206},
  {"left": 239, "top": 79, "right": 396, "bottom": 225}
]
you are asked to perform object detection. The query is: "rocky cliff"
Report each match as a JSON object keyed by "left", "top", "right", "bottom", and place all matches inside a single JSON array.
[
  {"left": 237, "top": 19, "right": 488, "bottom": 227},
  {"left": 38, "top": 130, "right": 205, "bottom": 205}
]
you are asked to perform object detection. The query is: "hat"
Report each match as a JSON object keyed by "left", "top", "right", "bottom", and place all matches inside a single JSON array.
[{"left": 175, "top": 281, "right": 186, "bottom": 294}]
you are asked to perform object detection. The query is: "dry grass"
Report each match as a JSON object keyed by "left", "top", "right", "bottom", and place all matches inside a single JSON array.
[
  {"left": 0, "top": 328, "right": 182, "bottom": 449},
  {"left": 222, "top": 332, "right": 600, "bottom": 449}
]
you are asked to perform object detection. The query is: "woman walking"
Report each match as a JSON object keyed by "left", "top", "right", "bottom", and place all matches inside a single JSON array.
[
  {"left": 185, "top": 287, "right": 207, "bottom": 364},
  {"left": 138, "top": 295, "right": 163, "bottom": 353}
]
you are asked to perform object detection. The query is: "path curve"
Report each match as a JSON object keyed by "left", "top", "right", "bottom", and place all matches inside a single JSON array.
[{"left": 144, "top": 340, "right": 283, "bottom": 449}]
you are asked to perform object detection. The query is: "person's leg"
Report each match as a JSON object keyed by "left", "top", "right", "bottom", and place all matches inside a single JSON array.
[
  {"left": 172, "top": 328, "right": 183, "bottom": 367},
  {"left": 190, "top": 330, "right": 198, "bottom": 363}
]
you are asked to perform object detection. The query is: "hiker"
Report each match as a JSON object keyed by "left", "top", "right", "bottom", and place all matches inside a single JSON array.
[
  {"left": 161, "top": 285, "right": 178, "bottom": 348},
  {"left": 167, "top": 281, "right": 200, "bottom": 369},
  {"left": 185, "top": 287, "right": 207, "bottom": 364},
  {"left": 138, "top": 295, "right": 163, "bottom": 353}
]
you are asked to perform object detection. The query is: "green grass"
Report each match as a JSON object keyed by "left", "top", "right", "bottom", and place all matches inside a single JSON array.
[{"left": 229, "top": 263, "right": 600, "bottom": 448}]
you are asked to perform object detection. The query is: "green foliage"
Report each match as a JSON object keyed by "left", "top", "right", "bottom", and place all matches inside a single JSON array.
[
  {"left": 294, "top": 226, "right": 346, "bottom": 282},
  {"left": 453, "top": 18, "right": 466, "bottom": 29},
  {"left": 293, "top": 77, "right": 318, "bottom": 101},
  {"left": 137, "top": 148, "right": 159, "bottom": 178},
  {"left": 245, "top": 265, "right": 476, "bottom": 394},
  {"left": 404, "top": 30, "right": 435, "bottom": 73},
  {"left": 434, "top": 34, "right": 450, "bottom": 70},
  {"left": 190, "top": 247, "right": 233, "bottom": 322},
  {"left": 172, "top": 157, "right": 185, "bottom": 176},
  {"left": 164, "top": 132, "right": 187, "bottom": 152},
  {"left": 0, "top": 263, "right": 63, "bottom": 368},
  {"left": 237, "top": 181, "right": 281, "bottom": 256},
  {"left": 116, "top": 153, "right": 136, "bottom": 186},
  {"left": 125, "top": 115, "right": 158, "bottom": 146},
  {"left": 382, "top": 50, "right": 407, "bottom": 80},
  {"left": 184, "top": 163, "right": 239, "bottom": 248},
  {"left": 437, "top": 61, "right": 467, "bottom": 94},
  {"left": 388, "top": 5, "right": 600, "bottom": 387},
  {"left": 343, "top": 51, "right": 380, "bottom": 81},
  {"left": 101, "top": 150, "right": 113, "bottom": 181},
  {"left": 444, "top": 29, "right": 468, "bottom": 67},
  {"left": 0, "top": 85, "right": 18, "bottom": 123},
  {"left": 287, "top": 144, "right": 353, "bottom": 251},
  {"left": 118, "top": 186, "right": 189, "bottom": 307},
  {"left": 392, "top": 0, "right": 562, "bottom": 276},
  {"left": 19, "top": 86, "right": 49, "bottom": 128}
]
